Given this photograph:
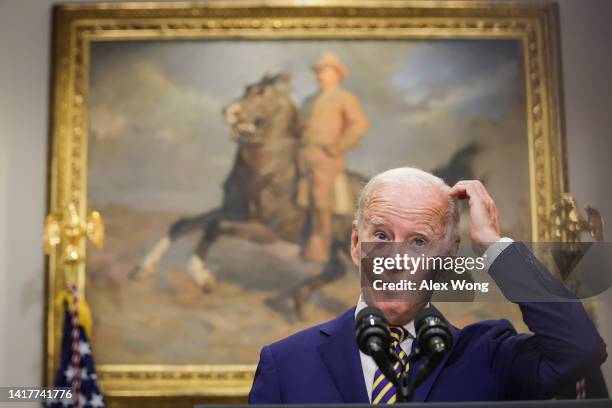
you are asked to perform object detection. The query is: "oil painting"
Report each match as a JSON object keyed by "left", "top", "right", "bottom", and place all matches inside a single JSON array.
[{"left": 86, "top": 38, "right": 531, "bottom": 366}]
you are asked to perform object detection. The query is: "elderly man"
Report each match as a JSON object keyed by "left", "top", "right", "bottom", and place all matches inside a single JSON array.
[
  {"left": 298, "top": 52, "right": 369, "bottom": 263},
  {"left": 250, "top": 167, "right": 607, "bottom": 403}
]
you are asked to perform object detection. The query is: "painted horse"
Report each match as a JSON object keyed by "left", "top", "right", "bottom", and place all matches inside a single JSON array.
[{"left": 130, "top": 73, "right": 365, "bottom": 320}]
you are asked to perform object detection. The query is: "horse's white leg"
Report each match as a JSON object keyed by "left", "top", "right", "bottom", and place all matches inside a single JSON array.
[
  {"left": 138, "top": 236, "right": 171, "bottom": 277},
  {"left": 187, "top": 254, "right": 216, "bottom": 291}
]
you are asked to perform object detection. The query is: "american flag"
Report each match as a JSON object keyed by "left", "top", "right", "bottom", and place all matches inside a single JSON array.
[{"left": 48, "top": 286, "right": 105, "bottom": 408}]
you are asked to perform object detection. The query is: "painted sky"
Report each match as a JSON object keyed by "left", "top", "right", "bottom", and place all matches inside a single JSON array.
[{"left": 88, "top": 39, "right": 529, "bottom": 237}]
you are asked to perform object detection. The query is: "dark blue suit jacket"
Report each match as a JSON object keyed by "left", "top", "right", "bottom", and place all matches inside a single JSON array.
[{"left": 249, "top": 243, "right": 607, "bottom": 403}]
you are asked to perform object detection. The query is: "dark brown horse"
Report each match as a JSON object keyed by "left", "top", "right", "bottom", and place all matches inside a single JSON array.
[{"left": 130, "top": 73, "right": 365, "bottom": 321}]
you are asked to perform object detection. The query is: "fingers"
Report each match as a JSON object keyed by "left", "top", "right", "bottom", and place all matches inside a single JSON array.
[
  {"left": 450, "top": 180, "right": 502, "bottom": 247},
  {"left": 450, "top": 180, "right": 489, "bottom": 199},
  {"left": 450, "top": 180, "right": 500, "bottom": 230},
  {"left": 448, "top": 183, "right": 469, "bottom": 199},
  {"left": 450, "top": 180, "right": 495, "bottom": 208}
]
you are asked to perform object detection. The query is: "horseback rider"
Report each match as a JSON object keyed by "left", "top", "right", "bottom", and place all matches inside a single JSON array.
[{"left": 297, "top": 52, "right": 369, "bottom": 263}]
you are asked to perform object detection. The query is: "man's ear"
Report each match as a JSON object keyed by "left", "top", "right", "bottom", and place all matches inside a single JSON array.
[{"left": 350, "top": 221, "right": 361, "bottom": 268}]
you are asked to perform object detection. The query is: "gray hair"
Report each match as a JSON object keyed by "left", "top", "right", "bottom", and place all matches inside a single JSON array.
[{"left": 355, "top": 167, "right": 460, "bottom": 241}]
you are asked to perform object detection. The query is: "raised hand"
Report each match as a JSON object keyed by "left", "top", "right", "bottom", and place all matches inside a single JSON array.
[{"left": 449, "top": 180, "right": 501, "bottom": 255}]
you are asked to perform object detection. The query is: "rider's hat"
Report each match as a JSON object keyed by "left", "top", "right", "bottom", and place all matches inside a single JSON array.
[{"left": 311, "top": 52, "right": 348, "bottom": 79}]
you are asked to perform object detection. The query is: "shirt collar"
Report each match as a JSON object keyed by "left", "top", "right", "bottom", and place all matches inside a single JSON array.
[{"left": 354, "top": 294, "right": 417, "bottom": 339}]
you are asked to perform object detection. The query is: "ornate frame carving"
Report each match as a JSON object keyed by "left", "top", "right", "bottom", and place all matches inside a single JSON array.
[{"left": 46, "top": 1, "right": 566, "bottom": 405}]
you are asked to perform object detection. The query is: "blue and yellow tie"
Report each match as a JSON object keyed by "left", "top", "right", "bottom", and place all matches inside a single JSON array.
[{"left": 371, "top": 326, "right": 411, "bottom": 404}]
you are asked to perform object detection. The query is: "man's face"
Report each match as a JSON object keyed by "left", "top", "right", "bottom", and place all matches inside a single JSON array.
[
  {"left": 350, "top": 183, "right": 458, "bottom": 326},
  {"left": 315, "top": 66, "right": 341, "bottom": 89}
]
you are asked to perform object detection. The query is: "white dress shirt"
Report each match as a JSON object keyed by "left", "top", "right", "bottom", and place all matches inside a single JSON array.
[{"left": 354, "top": 237, "right": 514, "bottom": 401}]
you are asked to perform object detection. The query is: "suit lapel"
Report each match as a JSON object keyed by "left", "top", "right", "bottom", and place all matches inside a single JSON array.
[
  {"left": 317, "top": 307, "right": 369, "bottom": 403},
  {"left": 411, "top": 305, "right": 459, "bottom": 402}
]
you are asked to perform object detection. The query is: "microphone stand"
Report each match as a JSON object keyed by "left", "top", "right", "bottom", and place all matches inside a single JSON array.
[{"left": 394, "top": 346, "right": 418, "bottom": 402}]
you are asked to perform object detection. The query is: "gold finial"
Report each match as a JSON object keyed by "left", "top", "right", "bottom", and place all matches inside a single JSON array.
[
  {"left": 44, "top": 202, "right": 105, "bottom": 265},
  {"left": 549, "top": 193, "right": 605, "bottom": 281},
  {"left": 551, "top": 193, "right": 604, "bottom": 243}
]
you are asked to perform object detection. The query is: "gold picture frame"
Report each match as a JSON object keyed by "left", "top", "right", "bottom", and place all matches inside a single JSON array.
[{"left": 46, "top": 1, "right": 566, "bottom": 406}]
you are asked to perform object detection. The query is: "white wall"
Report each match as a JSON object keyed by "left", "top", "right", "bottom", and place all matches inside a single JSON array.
[
  {"left": 0, "top": 0, "right": 611, "bottom": 394},
  {"left": 0, "top": 0, "right": 52, "bottom": 390},
  {"left": 557, "top": 0, "right": 612, "bottom": 386}
]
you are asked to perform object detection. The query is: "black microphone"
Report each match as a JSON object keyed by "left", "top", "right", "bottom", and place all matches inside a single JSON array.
[
  {"left": 415, "top": 307, "right": 453, "bottom": 359},
  {"left": 355, "top": 306, "right": 390, "bottom": 355},
  {"left": 355, "top": 307, "right": 398, "bottom": 388}
]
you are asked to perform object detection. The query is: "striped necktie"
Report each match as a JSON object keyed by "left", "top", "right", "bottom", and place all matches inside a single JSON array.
[{"left": 371, "top": 326, "right": 411, "bottom": 404}]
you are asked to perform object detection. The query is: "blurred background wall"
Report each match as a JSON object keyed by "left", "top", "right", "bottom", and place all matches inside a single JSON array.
[{"left": 1, "top": 0, "right": 611, "bottom": 398}]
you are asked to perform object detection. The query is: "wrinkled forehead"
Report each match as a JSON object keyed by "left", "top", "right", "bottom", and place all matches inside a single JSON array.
[{"left": 363, "top": 183, "right": 450, "bottom": 233}]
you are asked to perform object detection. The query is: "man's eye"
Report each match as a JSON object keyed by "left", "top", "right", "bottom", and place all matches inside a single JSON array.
[
  {"left": 374, "top": 232, "right": 389, "bottom": 241},
  {"left": 413, "top": 238, "right": 427, "bottom": 246}
]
